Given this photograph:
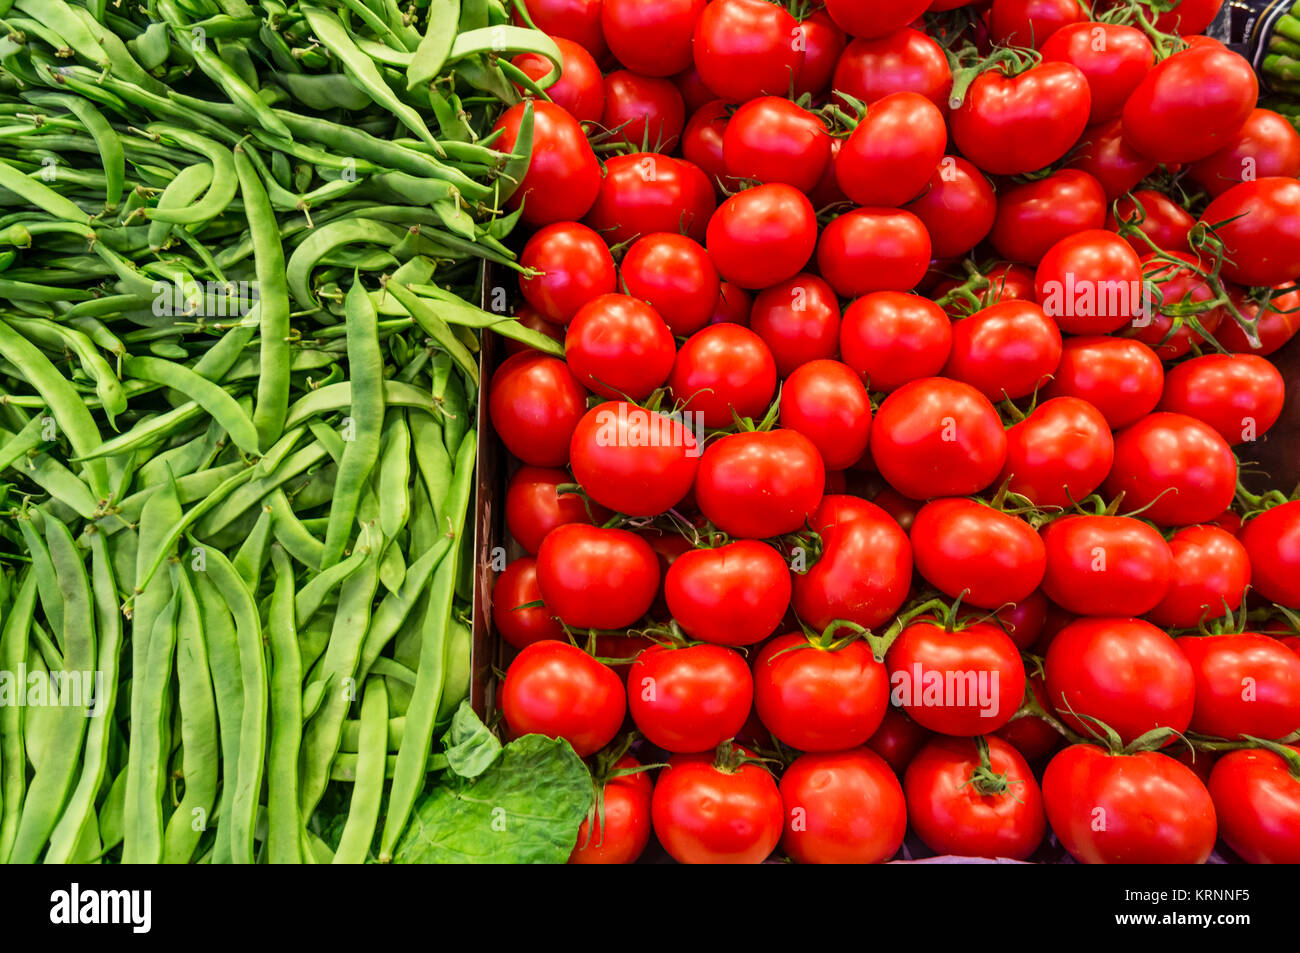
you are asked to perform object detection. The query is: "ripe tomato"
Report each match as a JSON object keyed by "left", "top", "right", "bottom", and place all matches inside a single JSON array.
[
  {"left": 601, "top": 70, "right": 686, "bottom": 152},
  {"left": 518, "top": 0, "right": 607, "bottom": 59},
  {"left": 1107, "top": 189, "right": 1194, "bottom": 255},
  {"left": 493, "top": 101, "right": 601, "bottom": 225},
  {"left": 869, "top": 377, "right": 1008, "bottom": 499},
  {"left": 711, "top": 281, "right": 753, "bottom": 326},
  {"left": 569, "top": 402, "right": 698, "bottom": 516},
  {"left": 569, "top": 756, "right": 653, "bottom": 864},
  {"left": 792, "top": 504, "right": 912, "bottom": 630},
  {"left": 1177, "top": 634, "right": 1300, "bottom": 740},
  {"left": 867, "top": 706, "right": 932, "bottom": 774},
  {"left": 943, "top": 300, "right": 1062, "bottom": 401},
  {"left": 723, "top": 97, "right": 831, "bottom": 193},
  {"left": 886, "top": 619, "right": 1027, "bottom": 735},
  {"left": 780, "top": 749, "right": 907, "bottom": 864},
  {"left": 1209, "top": 746, "right": 1300, "bottom": 865},
  {"left": 989, "top": 0, "right": 1089, "bottom": 50},
  {"left": 620, "top": 232, "right": 720, "bottom": 337},
  {"left": 493, "top": 557, "right": 565, "bottom": 649},
  {"left": 628, "top": 643, "right": 753, "bottom": 752},
  {"left": 668, "top": 324, "right": 777, "bottom": 427},
  {"left": 906, "top": 156, "right": 997, "bottom": 259},
  {"left": 989, "top": 169, "right": 1107, "bottom": 265},
  {"left": 692, "top": 0, "right": 802, "bottom": 102},
  {"left": 994, "top": 677, "right": 1064, "bottom": 760},
  {"left": 1065, "top": 118, "right": 1158, "bottom": 200},
  {"left": 1158, "top": 353, "right": 1285, "bottom": 446},
  {"left": 489, "top": 352, "right": 588, "bottom": 466},
  {"left": 779, "top": 360, "right": 872, "bottom": 470},
  {"left": 1239, "top": 502, "right": 1300, "bottom": 608},
  {"left": 706, "top": 183, "right": 817, "bottom": 290},
  {"left": 682, "top": 100, "right": 741, "bottom": 195},
  {"left": 1040, "top": 515, "right": 1173, "bottom": 617},
  {"left": 840, "top": 292, "right": 952, "bottom": 393},
  {"left": 905, "top": 735, "right": 1047, "bottom": 860},
  {"left": 1035, "top": 229, "right": 1143, "bottom": 335},
  {"left": 505, "top": 465, "right": 609, "bottom": 555},
  {"left": 601, "top": 0, "right": 704, "bottom": 77},
  {"left": 824, "top": 0, "right": 931, "bottom": 38},
  {"left": 695, "top": 430, "right": 825, "bottom": 538},
  {"left": 816, "top": 207, "right": 931, "bottom": 297},
  {"left": 1000, "top": 397, "right": 1114, "bottom": 509},
  {"left": 665, "top": 540, "right": 792, "bottom": 646},
  {"left": 973, "top": 590, "right": 1051, "bottom": 652},
  {"left": 652, "top": 747, "right": 783, "bottom": 864},
  {"left": 1199, "top": 177, "right": 1300, "bottom": 288},
  {"left": 1189, "top": 109, "right": 1300, "bottom": 198},
  {"left": 519, "top": 222, "right": 617, "bottom": 325},
  {"left": 1040, "top": 22, "right": 1153, "bottom": 123},
  {"left": 1042, "top": 745, "right": 1216, "bottom": 864},
  {"left": 911, "top": 499, "right": 1046, "bottom": 609},
  {"left": 1147, "top": 525, "right": 1251, "bottom": 628},
  {"left": 513, "top": 36, "right": 605, "bottom": 123},
  {"left": 502, "top": 641, "right": 626, "bottom": 756},
  {"left": 585, "top": 153, "right": 714, "bottom": 245},
  {"left": 749, "top": 274, "right": 840, "bottom": 378},
  {"left": 1215, "top": 286, "right": 1300, "bottom": 356},
  {"left": 836, "top": 92, "right": 946, "bottom": 207},
  {"left": 536, "top": 524, "right": 661, "bottom": 628},
  {"left": 832, "top": 29, "right": 953, "bottom": 109},
  {"left": 1105, "top": 412, "right": 1238, "bottom": 528},
  {"left": 565, "top": 294, "right": 676, "bottom": 400},
  {"left": 793, "top": 9, "right": 846, "bottom": 97},
  {"left": 1042, "top": 335, "right": 1163, "bottom": 429}
]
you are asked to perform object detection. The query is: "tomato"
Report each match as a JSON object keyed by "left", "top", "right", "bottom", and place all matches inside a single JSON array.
[
  {"left": 824, "top": 0, "right": 931, "bottom": 38},
  {"left": 705, "top": 183, "right": 818, "bottom": 290},
  {"left": 628, "top": 643, "right": 752, "bottom": 752},
  {"left": 601, "top": 0, "right": 704, "bottom": 76},
  {"left": 836, "top": 92, "right": 946, "bottom": 207},
  {"left": 674, "top": 66, "right": 717, "bottom": 116},
  {"left": 811, "top": 493, "right": 897, "bottom": 533},
  {"left": 906, "top": 156, "right": 997, "bottom": 259},
  {"left": 994, "top": 677, "right": 1064, "bottom": 760},
  {"left": 1065, "top": 118, "right": 1158, "bottom": 200},
  {"left": 1040, "top": 515, "right": 1173, "bottom": 616},
  {"left": 1040, "top": 22, "right": 1153, "bottom": 123},
  {"left": 989, "top": 0, "right": 1089, "bottom": 50},
  {"left": 1001, "top": 397, "right": 1114, "bottom": 509},
  {"left": 493, "top": 557, "right": 564, "bottom": 649},
  {"left": 489, "top": 352, "right": 588, "bottom": 466},
  {"left": 1150, "top": 0, "right": 1225, "bottom": 35},
  {"left": 711, "top": 281, "right": 753, "bottom": 326},
  {"left": 1177, "top": 634, "right": 1300, "bottom": 739},
  {"left": 1158, "top": 354, "right": 1285, "bottom": 447},
  {"left": 930, "top": 263, "right": 1039, "bottom": 317},
  {"left": 620, "top": 232, "right": 720, "bottom": 337},
  {"left": 1042, "top": 335, "right": 1163, "bottom": 429},
  {"left": 886, "top": 619, "right": 1027, "bottom": 735},
  {"left": 950, "top": 62, "right": 1091, "bottom": 175},
  {"left": 601, "top": 70, "right": 686, "bottom": 152},
  {"left": 749, "top": 274, "right": 840, "bottom": 378},
  {"left": 505, "top": 465, "right": 609, "bottom": 555},
  {"left": 905, "top": 735, "right": 1047, "bottom": 860},
  {"left": 793, "top": 9, "right": 846, "bottom": 97},
  {"left": 569, "top": 402, "right": 699, "bottom": 516},
  {"left": 780, "top": 749, "right": 907, "bottom": 864},
  {"left": 695, "top": 430, "right": 826, "bottom": 538},
  {"left": 1240, "top": 502, "right": 1300, "bottom": 608},
  {"left": 665, "top": 540, "right": 791, "bottom": 647},
  {"left": 840, "top": 292, "right": 952, "bottom": 393},
  {"left": 652, "top": 747, "right": 783, "bottom": 864},
  {"left": 1122, "top": 45, "right": 1257, "bottom": 163},
  {"left": 569, "top": 757, "right": 653, "bottom": 864},
  {"left": 989, "top": 169, "right": 1107, "bottom": 265},
  {"left": 867, "top": 706, "right": 932, "bottom": 774},
  {"left": 692, "top": 0, "right": 802, "bottom": 102},
  {"left": 668, "top": 324, "right": 776, "bottom": 428},
  {"left": 832, "top": 28, "right": 952, "bottom": 109},
  {"left": 681, "top": 100, "right": 738, "bottom": 193},
  {"left": 970, "top": 590, "right": 1051, "bottom": 652},
  {"left": 1105, "top": 412, "right": 1238, "bottom": 528},
  {"left": 723, "top": 96, "right": 831, "bottom": 193},
  {"left": 1035, "top": 229, "right": 1144, "bottom": 335},
  {"left": 1200, "top": 178, "right": 1300, "bottom": 288},
  {"left": 869, "top": 377, "right": 1008, "bottom": 499},
  {"left": 1215, "top": 285, "right": 1300, "bottom": 356},
  {"left": 1209, "top": 746, "right": 1300, "bottom": 865},
  {"left": 518, "top": 0, "right": 607, "bottom": 60},
  {"left": 911, "top": 499, "right": 1046, "bottom": 609},
  {"left": 536, "top": 525, "right": 660, "bottom": 629},
  {"left": 943, "top": 300, "right": 1062, "bottom": 401},
  {"left": 1042, "top": 745, "right": 1216, "bottom": 864},
  {"left": 1107, "top": 189, "right": 1194, "bottom": 255},
  {"left": 816, "top": 207, "right": 931, "bottom": 297},
  {"left": 513, "top": 36, "right": 605, "bottom": 123},
  {"left": 564, "top": 294, "right": 676, "bottom": 401},
  {"left": 502, "top": 641, "right": 626, "bottom": 756},
  {"left": 779, "top": 361, "right": 872, "bottom": 470},
  {"left": 519, "top": 222, "right": 617, "bottom": 325},
  {"left": 1147, "top": 525, "right": 1251, "bottom": 628},
  {"left": 1189, "top": 109, "right": 1300, "bottom": 198},
  {"left": 492, "top": 101, "right": 601, "bottom": 225},
  {"left": 792, "top": 504, "right": 912, "bottom": 630},
  {"left": 1131, "top": 251, "right": 1225, "bottom": 360},
  {"left": 585, "top": 153, "right": 714, "bottom": 245}
]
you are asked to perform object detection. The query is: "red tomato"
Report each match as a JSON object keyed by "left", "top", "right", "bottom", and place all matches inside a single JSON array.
[
  {"left": 692, "top": 0, "right": 802, "bottom": 102},
  {"left": 905, "top": 735, "right": 1047, "bottom": 860},
  {"left": 695, "top": 430, "right": 826, "bottom": 538},
  {"left": 869, "top": 377, "right": 1008, "bottom": 499},
  {"left": 489, "top": 352, "right": 588, "bottom": 466},
  {"left": 601, "top": 70, "right": 686, "bottom": 152},
  {"left": 1065, "top": 118, "right": 1158, "bottom": 200},
  {"left": 792, "top": 505, "right": 912, "bottom": 630},
  {"left": 1040, "top": 515, "right": 1173, "bottom": 617},
  {"left": 943, "top": 300, "right": 1062, "bottom": 401},
  {"left": 723, "top": 97, "right": 831, "bottom": 193},
  {"left": 779, "top": 360, "right": 872, "bottom": 471},
  {"left": 816, "top": 207, "right": 931, "bottom": 297},
  {"left": 668, "top": 324, "right": 776, "bottom": 428},
  {"left": 832, "top": 28, "right": 952, "bottom": 109},
  {"left": 989, "top": 0, "right": 1089, "bottom": 50},
  {"left": 601, "top": 0, "right": 704, "bottom": 76},
  {"left": 628, "top": 643, "right": 753, "bottom": 752},
  {"left": 565, "top": 294, "right": 676, "bottom": 400},
  {"left": 502, "top": 641, "right": 626, "bottom": 756},
  {"left": 1042, "top": 745, "right": 1217, "bottom": 864},
  {"left": 569, "top": 402, "right": 698, "bottom": 516},
  {"left": 518, "top": 0, "right": 607, "bottom": 59},
  {"left": 994, "top": 676, "right": 1064, "bottom": 760},
  {"left": 780, "top": 749, "right": 907, "bottom": 864},
  {"left": 711, "top": 281, "right": 752, "bottom": 326},
  {"left": 840, "top": 292, "right": 952, "bottom": 393},
  {"left": 1200, "top": 177, "right": 1300, "bottom": 288},
  {"left": 836, "top": 92, "right": 946, "bottom": 207},
  {"left": 492, "top": 101, "right": 601, "bottom": 225},
  {"left": 536, "top": 524, "right": 660, "bottom": 628},
  {"left": 513, "top": 36, "right": 605, "bottom": 123},
  {"left": 1042, "top": 335, "right": 1164, "bottom": 429},
  {"left": 749, "top": 274, "right": 840, "bottom": 378},
  {"left": 906, "top": 156, "right": 997, "bottom": 259},
  {"left": 620, "top": 232, "right": 720, "bottom": 337},
  {"left": 1215, "top": 285, "right": 1300, "bottom": 356},
  {"left": 1035, "top": 229, "right": 1143, "bottom": 335},
  {"left": 1147, "top": 525, "right": 1251, "bottom": 628},
  {"left": 652, "top": 747, "right": 783, "bottom": 864},
  {"left": 1189, "top": 109, "right": 1300, "bottom": 198},
  {"left": 1104, "top": 413, "right": 1238, "bottom": 528},
  {"left": 1107, "top": 189, "right": 1195, "bottom": 255},
  {"left": 585, "top": 153, "right": 713, "bottom": 245},
  {"left": 974, "top": 590, "right": 1051, "bottom": 652},
  {"left": 705, "top": 183, "right": 818, "bottom": 290},
  {"left": 1239, "top": 502, "right": 1300, "bottom": 608},
  {"left": 569, "top": 757, "right": 653, "bottom": 864},
  {"left": 674, "top": 66, "right": 718, "bottom": 116},
  {"left": 1178, "top": 634, "right": 1300, "bottom": 740},
  {"left": 990, "top": 169, "right": 1107, "bottom": 265},
  {"left": 665, "top": 540, "right": 791, "bottom": 646},
  {"left": 493, "top": 557, "right": 565, "bottom": 649},
  {"left": 1209, "top": 746, "right": 1300, "bottom": 865},
  {"left": 1040, "top": 21, "right": 1153, "bottom": 123},
  {"left": 682, "top": 100, "right": 738, "bottom": 193},
  {"left": 911, "top": 499, "right": 1046, "bottom": 609},
  {"left": 519, "top": 222, "right": 617, "bottom": 325},
  {"left": 505, "top": 465, "right": 609, "bottom": 555},
  {"left": 1000, "top": 397, "right": 1114, "bottom": 509},
  {"left": 823, "top": 0, "right": 931, "bottom": 38},
  {"left": 1158, "top": 353, "right": 1285, "bottom": 446},
  {"left": 867, "top": 706, "right": 932, "bottom": 774},
  {"left": 793, "top": 9, "right": 846, "bottom": 97}
]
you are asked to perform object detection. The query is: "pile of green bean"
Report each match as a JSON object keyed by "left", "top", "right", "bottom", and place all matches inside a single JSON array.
[
  {"left": 0, "top": 0, "right": 562, "bottom": 863},
  {"left": 1263, "top": 3, "right": 1300, "bottom": 102}
]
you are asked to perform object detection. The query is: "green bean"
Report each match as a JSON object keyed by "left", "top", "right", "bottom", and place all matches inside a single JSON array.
[
  {"left": 332, "top": 676, "right": 386, "bottom": 863},
  {"left": 409, "top": 0, "right": 460, "bottom": 90},
  {"left": 12, "top": 446, "right": 101, "bottom": 521},
  {"left": 16, "top": 513, "right": 63, "bottom": 642},
  {"left": 189, "top": 570, "right": 240, "bottom": 865},
  {"left": 21, "top": 92, "right": 124, "bottom": 211},
  {"left": 383, "top": 278, "right": 480, "bottom": 387},
  {"left": 3, "top": 314, "right": 127, "bottom": 425},
  {"left": 123, "top": 355, "right": 262, "bottom": 457},
  {"left": 0, "top": 156, "right": 90, "bottom": 222},
  {"left": 294, "top": 545, "right": 368, "bottom": 624},
  {"left": 265, "top": 545, "right": 303, "bottom": 863},
  {"left": 0, "top": 571, "right": 35, "bottom": 863},
  {"left": 146, "top": 163, "right": 214, "bottom": 251},
  {"left": 0, "top": 413, "right": 45, "bottom": 473},
  {"left": 140, "top": 125, "right": 238, "bottom": 225},
  {"left": 266, "top": 488, "right": 325, "bottom": 570},
  {"left": 285, "top": 218, "right": 404, "bottom": 309},
  {"left": 232, "top": 504, "right": 273, "bottom": 590}
]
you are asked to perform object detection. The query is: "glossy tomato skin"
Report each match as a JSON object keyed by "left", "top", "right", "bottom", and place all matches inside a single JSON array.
[
  {"left": 754, "top": 635, "right": 890, "bottom": 751},
  {"left": 1200, "top": 177, "right": 1300, "bottom": 288},
  {"left": 1189, "top": 109, "right": 1300, "bottom": 198},
  {"left": 513, "top": 36, "right": 605, "bottom": 122},
  {"left": 1066, "top": 118, "right": 1159, "bottom": 200},
  {"left": 1147, "top": 525, "right": 1250, "bottom": 628},
  {"left": 569, "top": 402, "right": 698, "bottom": 517},
  {"left": 502, "top": 641, "right": 626, "bottom": 756},
  {"left": 780, "top": 749, "right": 907, "bottom": 864},
  {"left": 601, "top": 70, "right": 686, "bottom": 152},
  {"left": 979, "top": 590, "right": 1051, "bottom": 652},
  {"left": 1040, "top": 515, "right": 1173, "bottom": 617},
  {"left": 869, "top": 377, "right": 1008, "bottom": 500},
  {"left": 695, "top": 430, "right": 825, "bottom": 539},
  {"left": 585, "top": 153, "right": 714, "bottom": 244},
  {"left": 1035, "top": 229, "right": 1144, "bottom": 335},
  {"left": 535, "top": 524, "right": 661, "bottom": 628},
  {"left": 706, "top": 183, "right": 818, "bottom": 290},
  {"left": 989, "top": 0, "right": 1089, "bottom": 50},
  {"left": 1176, "top": 634, "right": 1300, "bottom": 740},
  {"left": 505, "top": 465, "right": 609, "bottom": 555},
  {"left": 569, "top": 757, "right": 654, "bottom": 864},
  {"left": 793, "top": 9, "right": 846, "bottom": 97},
  {"left": 749, "top": 274, "right": 841, "bottom": 378},
  {"left": 493, "top": 557, "right": 565, "bottom": 649},
  {"left": 824, "top": 0, "right": 930, "bottom": 38},
  {"left": 1042, "top": 745, "right": 1217, "bottom": 864},
  {"left": 1000, "top": 397, "right": 1114, "bottom": 509},
  {"left": 723, "top": 97, "right": 831, "bottom": 193},
  {"left": 779, "top": 360, "right": 872, "bottom": 471},
  {"left": 601, "top": 0, "right": 704, "bottom": 76},
  {"left": 832, "top": 29, "right": 952, "bottom": 109},
  {"left": 652, "top": 750, "right": 783, "bottom": 864},
  {"left": 906, "top": 156, "right": 998, "bottom": 259},
  {"left": 990, "top": 169, "right": 1107, "bottom": 265},
  {"left": 840, "top": 293, "right": 952, "bottom": 393},
  {"left": 911, "top": 499, "right": 1046, "bottom": 608},
  {"left": 1158, "top": 354, "right": 1285, "bottom": 446},
  {"left": 1042, "top": 335, "right": 1163, "bottom": 429},
  {"left": 1105, "top": 412, "right": 1238, "bottom": 528},
  {"left": 1208, "top": 747, "right": 1300, "bottom": 865},
  {"left": 564, "top": 294, "right": 676, "bottom": 400},
  {"left": 711, "top": 282, "right": 753, "bottom": 326},
  {"left": 620, "top": 233, "right": 720, "bottom": 338},
  {"left": 792, "top": 504, "right": 913, "bottom": 630},
  {"left": 816, "top": 207, "right": 931, "bottom": 297},
  {"left": 681, "top": 100, "right": 734, "bottom": 191},
  {"left": 835, "top": 92, "right": 946, "bottom": 207},
  {"left": 628, "top": 644, "right": 753, "bottom": 752},
  {"left": 692, "top": 0, "right": 802, "bottom": 102},
  {"left": 1239, "top": 502, "right": 1300, "bottom": 607},
  {"left": 1044, "top": 617, "right": 1195, "bottom": 744},
  {"left": 943, "top": 300, "right": 1062, "bottom": 401},
  {"left": 489, "top": 352, "right": 589, "bottom": 467},
  {"left": 867, "top": 706, "right": 932, "bottom": 774},
  {"left": 668, "top": 324, "right": 777, "bottom": 428},
  {"left": 905, "top": 735, "right": 1047, "bottom": 861},
  {"left": 519, "top": 0, "right": 607, "bottom": 60},
  {"left": 665, "top": 540, "right": 792, "bottom": 646},
  {"left": 519, "top": 222, "right": 617, "bottom": 324},
  {"left": 493, "top": 101, "right": 601, "bottom": 225},
  {"left": 1040, "top": 22, "right": 1154, "bottom": 123}
]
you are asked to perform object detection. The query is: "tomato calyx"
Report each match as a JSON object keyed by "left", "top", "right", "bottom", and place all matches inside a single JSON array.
[
  {"left": 710, "top": 738, "right": 779, "bottom": 776},
  {"left": 959, "top": 736, "right": 1024, "bottom": 799},
  {"left": 1235, "top": 480, "right": 1294, "bottom": 520},
  {"left": 1068, "top": 704, "right": 1192, "bottom": 756},
  {"left": 576, "top": 733, "right": 666, "bottom": 853},
  {"left": 1187, "top": 592, "right": 1256, "bottom": 637},
  {"left": 1093, "top": 1, "right": 1190, "bottom": 60},
  {"left": 1236, "top": 736, "right": 1300, "bottom": 782},
  {"left": 1003, "top": 674, "right": 1080, "bottom": 743},
  {"left": 946, "top": 45, "right": 1041, "bottom": 112}
]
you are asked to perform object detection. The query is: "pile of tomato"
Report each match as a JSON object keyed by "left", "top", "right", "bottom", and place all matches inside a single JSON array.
[{"left": 486, "top": 0, "right": 1300, "bottom": 865}]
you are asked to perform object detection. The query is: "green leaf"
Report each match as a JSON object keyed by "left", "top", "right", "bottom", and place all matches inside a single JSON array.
[
  {"left": 392, "top": 734, "right": 591, "bottom": 864},
  {"left": 443, "top": 700, "right": 501, "bottom": 779}
]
